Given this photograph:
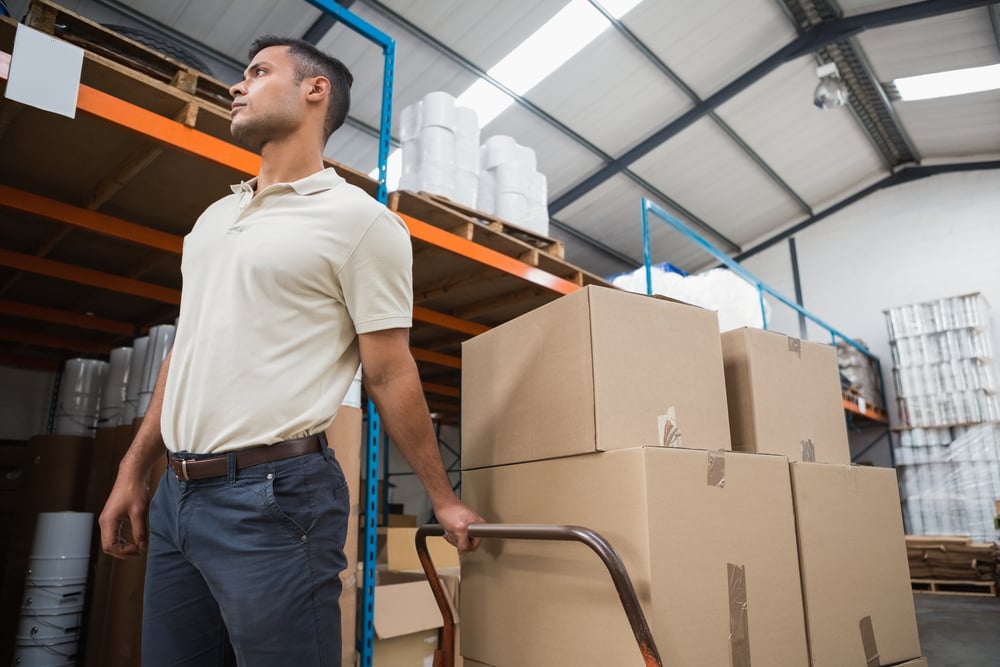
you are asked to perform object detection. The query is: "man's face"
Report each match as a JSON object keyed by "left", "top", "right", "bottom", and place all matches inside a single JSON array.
[{"left": 229, "top": 46, "right": 306, "bottom": 151}]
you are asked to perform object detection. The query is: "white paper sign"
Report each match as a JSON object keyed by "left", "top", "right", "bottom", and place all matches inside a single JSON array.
[{"left": 5, "top": 23, "right": 84, "bottom": 119}]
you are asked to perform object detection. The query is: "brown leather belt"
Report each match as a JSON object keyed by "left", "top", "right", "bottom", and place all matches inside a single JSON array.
[{"left": 170, "top": 435, "right": 322, "bottom": 481}]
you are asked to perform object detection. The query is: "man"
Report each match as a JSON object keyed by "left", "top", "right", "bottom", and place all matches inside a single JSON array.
[{"left": 99, "top": 35, "right": 484, "bottom": 666}]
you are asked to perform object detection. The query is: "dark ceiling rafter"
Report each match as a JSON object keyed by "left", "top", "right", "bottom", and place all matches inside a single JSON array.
[
  {"left": 550, "top": 0, "right": 996, "bottom": 216},
  {"left": 989, "top": 4, "right": 1000, "bottom": 55},
  {"left": 778, "top": 0, "right": 921, "bottom": 170},
  {"left": 589, "top": 0, "right": 814, "bottom": 217},
  {"left": 734, "top": 160, "right": 1000, "bottom": 261},
  {"left": 356, "top": 0, "right": 741, "bottom": 255}
]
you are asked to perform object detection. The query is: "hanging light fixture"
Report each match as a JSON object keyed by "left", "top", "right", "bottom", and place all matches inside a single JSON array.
[{"left": 814, "top": 62, "right": 848, "bottom": 110}]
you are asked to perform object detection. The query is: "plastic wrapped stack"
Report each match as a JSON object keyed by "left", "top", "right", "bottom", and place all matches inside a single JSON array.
[
  {"left": 399, "top": 92, "right": 480, "bottom": 208},
  {"left": 52, "top": 359, "right": 109, "bottom": 437},
  {"left": 121, "top": 335, "right": 149, "bottom": 424},
  {"left": 837, "top": 340, "right": 884, "bottom": 409},
  {"left": 479, "top": 135, "right": 550, "bottom": 236},
  {"left": 888, "top": 293, "right": 1000, "bottom": 541},
  {"left": 96, "top": 346, "right": 133, "bottom": 429},
  {"left": 136, "top": 324, "right": 176, "bottom": 418}
]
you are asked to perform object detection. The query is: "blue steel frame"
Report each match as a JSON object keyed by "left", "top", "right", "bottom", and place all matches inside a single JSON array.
[
  {"left": 301, "top": 3, "right": 394, "bottom": 665},
  {"left": 640, "top": 198, "right": 894, "bottom": 465}
]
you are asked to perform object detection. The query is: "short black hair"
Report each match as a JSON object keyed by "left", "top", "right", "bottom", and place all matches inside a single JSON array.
[{"left": 249, "top": 36, "right": 354, "bottom": 142}]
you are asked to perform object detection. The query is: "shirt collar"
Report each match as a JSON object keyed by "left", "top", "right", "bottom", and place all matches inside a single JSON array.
[{"left": 229, "top": 167, "right": 344, "bottom": 196}]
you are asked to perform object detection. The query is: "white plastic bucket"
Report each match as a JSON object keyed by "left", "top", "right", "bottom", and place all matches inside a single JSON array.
[
  {"left": 420, "top": 91, "right": 455, "bottom": 129},
  {"left": 25, "top": 557, "right": 89, "bottom": 586},
  {"left": 30, "top": 513, "right": 92, "bottom": 559},
  {"left": 16, "top": 611, "right": 82, "bottom": 643},
  {"left": 454, "top": 106, "right": 479, "bottom": 138},
  {"left": 53, "top": 359, "right": 108, "bottom": 436},
  {"left": 138, "top": 325, "right": 175, "bottom": 418},
  {"left": 122, "top": 335, "right": 149, "bottom": 424},
  {"left": 11, "top": 639, "right": 77, "bottom": 666},
  {"left": 98, "top": 346, "right": 133, "bottom": 428},
  {"left": 481, "top": 135, "right": 516, "bottom": 170},
  {"left": 20, "top": 584, "right": 85, "bottom": 614}
]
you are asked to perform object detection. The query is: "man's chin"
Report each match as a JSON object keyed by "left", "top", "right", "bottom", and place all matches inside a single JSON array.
[{"left": 230, "top": 124, "right": 263, "bottom": 151}]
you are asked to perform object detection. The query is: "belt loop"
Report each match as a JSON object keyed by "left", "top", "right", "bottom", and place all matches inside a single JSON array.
[{"left": 227, "top": 452, "right": 237, "bottom": 483}]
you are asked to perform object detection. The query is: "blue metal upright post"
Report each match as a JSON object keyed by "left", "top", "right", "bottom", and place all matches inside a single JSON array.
[{"left": 300, "top": 4, "right": 395, "bottom": 666}]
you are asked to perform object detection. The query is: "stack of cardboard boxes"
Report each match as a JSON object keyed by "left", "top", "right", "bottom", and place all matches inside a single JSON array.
[{"left": 459, "top": 286, "right": 924, "bottom": 666}]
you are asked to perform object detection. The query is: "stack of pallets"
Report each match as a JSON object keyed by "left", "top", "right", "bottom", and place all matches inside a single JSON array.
[{"left": 905, "top": 535, "right": 998, "bottom": 597}]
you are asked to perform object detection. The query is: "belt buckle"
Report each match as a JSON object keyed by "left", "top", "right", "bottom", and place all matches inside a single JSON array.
[{"left": 178, "top": 458, "right": 191, "bottom": 481}]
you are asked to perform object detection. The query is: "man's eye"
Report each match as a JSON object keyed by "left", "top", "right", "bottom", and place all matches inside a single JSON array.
[{"left": 255, "top": 68, "right": 265, "bottom": 76}]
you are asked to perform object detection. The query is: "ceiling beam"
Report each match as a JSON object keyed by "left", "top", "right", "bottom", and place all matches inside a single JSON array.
[
  {"left": 589, "top": 0, "right": 813, "bottom": 216},
  {"left": 990, "top": 4, "right": 1000, "bottom": 55},
  {"left": 359, "top": 0, "right": 740, "bottom": 253},
  {"left": 550, "top": 0, "right": 995, "bottom": 215},
  {"left": 734, "top": 160, "right": 1000, "bottom": 261},
  {"left": 0, "top": 327, "right": 111, "bottom": 355},
  {"left": 0, "top": 299, "right": 135, "bottom": 336}
]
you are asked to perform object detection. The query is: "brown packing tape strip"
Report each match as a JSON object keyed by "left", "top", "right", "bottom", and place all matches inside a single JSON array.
[
  {"left": 859, "top": 616, "right": 880, "bottom": 667},
  {"left": 787, "top": 336, "right": 802, "bottom": 357},
  {"left": 707, "top": 450, "right": 726, "bottom": 488},
  {"left": 657, "top": 407, "right": 683, "bottom": 448},
  {"left": 728, "top": 563, "right": 751, "bottom": 667},
  {"left": 800, "top": 439, "right": 816, "bottom": 462}
]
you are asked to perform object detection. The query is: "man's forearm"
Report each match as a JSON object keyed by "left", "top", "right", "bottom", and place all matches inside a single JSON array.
[
  {"left": 365, "top": 363, "right": 458, "bottom": 509},
  {"left": 119, "top": 349, "right": 172, "bottom": 480}
]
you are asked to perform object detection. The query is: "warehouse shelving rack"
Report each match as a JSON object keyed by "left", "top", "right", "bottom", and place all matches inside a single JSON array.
[
  {"left": 0, "top": 3, "right": 609, "bottom": 664},
  {"left": 639, "top": 198, "right": 893, "bottom": 463}
]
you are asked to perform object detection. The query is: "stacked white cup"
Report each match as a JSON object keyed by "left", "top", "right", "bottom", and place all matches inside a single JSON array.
[
  {"left": 52, "top": 359, "right": 109, "bottom": 437},
  {"left": 14, "top": 512, "right": 93, "bottom": 666}
]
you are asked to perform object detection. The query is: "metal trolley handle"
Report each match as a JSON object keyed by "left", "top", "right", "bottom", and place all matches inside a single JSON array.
[{"left": 415, "top": 523, "right": 664, "bottom": 667}]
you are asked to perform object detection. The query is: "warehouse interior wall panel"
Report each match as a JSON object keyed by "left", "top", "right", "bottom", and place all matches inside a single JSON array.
[
  {"left": 621, "top": 0, "right": 798, "bottom": 99},
  {"left": 629, "top": 117, "right": 806, "bottom": 248},
  {"left": 741, "top": 170, "right": 1000, "bottom": 427},
  {"left": 521, "top": 26, "right": 694, "bottom": 157},
  {"left": 714, "top": 56, "right": 888, "bottom": 208}
]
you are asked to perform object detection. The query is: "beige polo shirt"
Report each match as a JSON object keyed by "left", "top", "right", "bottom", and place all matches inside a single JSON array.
[{"left": 161, "top": 168, "right": 412, "bottom": 454}]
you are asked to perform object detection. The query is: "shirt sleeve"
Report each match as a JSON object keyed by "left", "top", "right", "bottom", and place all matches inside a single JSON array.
[{"left": 339, "top": 209, "right": 413, "bottom": 334}]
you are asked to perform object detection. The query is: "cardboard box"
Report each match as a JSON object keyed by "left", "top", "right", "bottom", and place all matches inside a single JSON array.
[
  {"left": 891, "top": 660, "right": 928, "bottom": 667},
  {"left": 721, "top": 327, "right": 850, "bottom": 464},
  {"left": 461, "top": 447, "right": 808, "bottom": 666},
  {"left": 790, "top": 463, "right": 921, "bottom": 667},
  {"left": 385, "top": 526, "right": 459, "bottom": 572},
  {"left": 462, "top": 286, "right": 731, "bottom": 468},
  {"left": 371, "top": 570, "right": 461, "bottom": 666}
]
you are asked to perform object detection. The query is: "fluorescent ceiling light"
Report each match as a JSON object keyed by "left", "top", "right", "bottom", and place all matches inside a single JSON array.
[
  {"left": 370, "top": 0, "right": 644, "bottom": 180},
  {"left": 894, "top": 63, "right": 1000, "bottom": 101}
]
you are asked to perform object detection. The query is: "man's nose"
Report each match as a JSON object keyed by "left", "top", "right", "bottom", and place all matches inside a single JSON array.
[{"left": 229, "top": 79, "right": 246, "bottom": 98}]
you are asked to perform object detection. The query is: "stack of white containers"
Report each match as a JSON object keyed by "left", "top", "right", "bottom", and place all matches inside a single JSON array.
[
  {"left": 479, "top": 135, "right": 550, "bottom": 236},
  {"left": 14, "top": 512, "right": 93, "bottom": 666},
  {"left": 888, "top": 293, "right": 1000, "bottom": 541},
  {"left": 96, "top": 346, "right": 133, "bottom": 429},
  {"left": 121, "top": 335, "right": 150, "bottom": 424},
  {"left": 136, "top": 324, "right": 176, "bottom": 418},
  {"left": 399, "top": 91, "right": 481, "bottom": 209},
  {"left": 52, "top": 359, "right": 108, "bottom": 437}
]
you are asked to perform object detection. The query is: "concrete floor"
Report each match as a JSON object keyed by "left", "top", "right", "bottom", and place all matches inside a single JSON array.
[{"left": 914, "top": 592, "right": 1000, "bottom": 666}]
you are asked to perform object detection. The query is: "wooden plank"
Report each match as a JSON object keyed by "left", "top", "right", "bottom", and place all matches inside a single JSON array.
[
  {"left": 410, "top": 348, "right": 461, "bottom": 370},
  {"left": 451, "top": 286, "right": 551, "bottom": 320},
  {"left": 911, "top": 579, "right": 997, "bottom": 597}
]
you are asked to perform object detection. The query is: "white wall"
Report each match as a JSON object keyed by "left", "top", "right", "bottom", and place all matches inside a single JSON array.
[
  {"left": 742, "top": 170, "right": 1000, "bottom": 462},
  {"left": 0, "top": 367, "right": 56, "bottom": 441}
]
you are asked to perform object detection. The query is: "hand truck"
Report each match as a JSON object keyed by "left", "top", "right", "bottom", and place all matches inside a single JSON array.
[{"left": 415, "top": 523, "right": 664, "bottom": 667}]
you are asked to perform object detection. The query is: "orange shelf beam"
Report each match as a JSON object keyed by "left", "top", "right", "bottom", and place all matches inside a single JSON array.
[
  {"left": 410, "top": 348, "right": 462, "bottom": 369},
  {"left": 400, "top": 213, "right": 579, "bottom": 296},
  {"left": 842, "top": 397, "right": 888, "bottom": 424},
  {"left": 422, "top": 382, "right": 460, "bottom": 399},
  {"left": 0, "top": 185, "right": 183, "bottom": 254},
  {"left": 412, "top": 307, "right": 489, "bottom": 336},
  {"left": 0, "top": 298, "right": 134, "bottom": 336},
  {"left": 0, "top": 248, "right": 181, "bottom": 304}
]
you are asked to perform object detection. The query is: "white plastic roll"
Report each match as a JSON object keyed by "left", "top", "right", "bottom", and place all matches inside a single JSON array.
[
  {"left": 477, "top": 170, "right": 496, "bottom": 214},
  {"left": 453, "top": 137, "right": 479, "bottom": 173},
  {"left": 495, "top": 163, "right": 529, "bottom": 194},
  {"left": 138, "top": 324, "right": 176, "bottom": 417},
  {"left": 398, "top": 172, "right": 418, "bottom": 192},
  {"left": 521, "top": 207, "right": 551, "bottom": 236},
  {"left": 514, "top": 144, "right": 537, "bottom": 172},
  {"left": 417, "top": 162, "right": 454, "bottom": 199},
  {"left": 342, "top": 368, "right": 363, "bottom": 409},
  {"left": 527, "top": 171, "right": 548, "bottom": 208},
  {"left": 399, "top": 101, "right": 422, "bottom": 142},
  {"left": 53, "top": 359, "right": 108, "bottom": 436},
  {"left": 454, "top": 106, "right": 479, "bottom": 138},
  {"left": 400, "top": 138, "right": 421, "bottom": 177},
  {"left": 419, "top": 126, "right": 455, "bottom": 168},
  {"left": 21, "top": 583, "right": 86, "bottom": 614},
  {"left": 420, "top": 91, "right": 455, "bottom": 129},
  {"left": 481, "top": 135, "right": 516, "bottom": 170},
  {"left": 11, "top": 640, "right": 77, "bottom": 665},
  {"left": 453, "top": 170, "right": 479, "bottom": 208},
  {"left": 98, "top": 347, "right": 133, "bottom": 428},
  {"left": 496, "top": 192, "right": 528, "bottom": 223},
  {"left": 122, "top": 335, "right": 149, "bottom": 425}
]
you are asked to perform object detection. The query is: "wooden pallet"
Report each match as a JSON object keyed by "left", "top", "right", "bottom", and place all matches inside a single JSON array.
[{"left": 911, "top": 579, "right": 997, "bottom": 597}]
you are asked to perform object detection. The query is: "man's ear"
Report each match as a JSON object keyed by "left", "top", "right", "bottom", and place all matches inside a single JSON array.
[{"left": 306, "top": 76, "right": 331, "bottom": 103}]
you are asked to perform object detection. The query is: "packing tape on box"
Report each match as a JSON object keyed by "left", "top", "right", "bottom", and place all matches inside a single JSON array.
[
  {"left": 859, "top": 615, "right": 880, "bottom": 667},
  {"left": 787, "top": 336, "right": 802, "bottom": 358},
  {"left": 728, "top": 563, "right": 751, "bottom": 667},
  {"left": 657, "top": 407, "right": 683, "bottom": 448},
  {"left": 707, "top": 450, "right": 726, "bottom": 488},
  {"left": 800, "top": 439, "right": 816, "bottom": 462}
]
